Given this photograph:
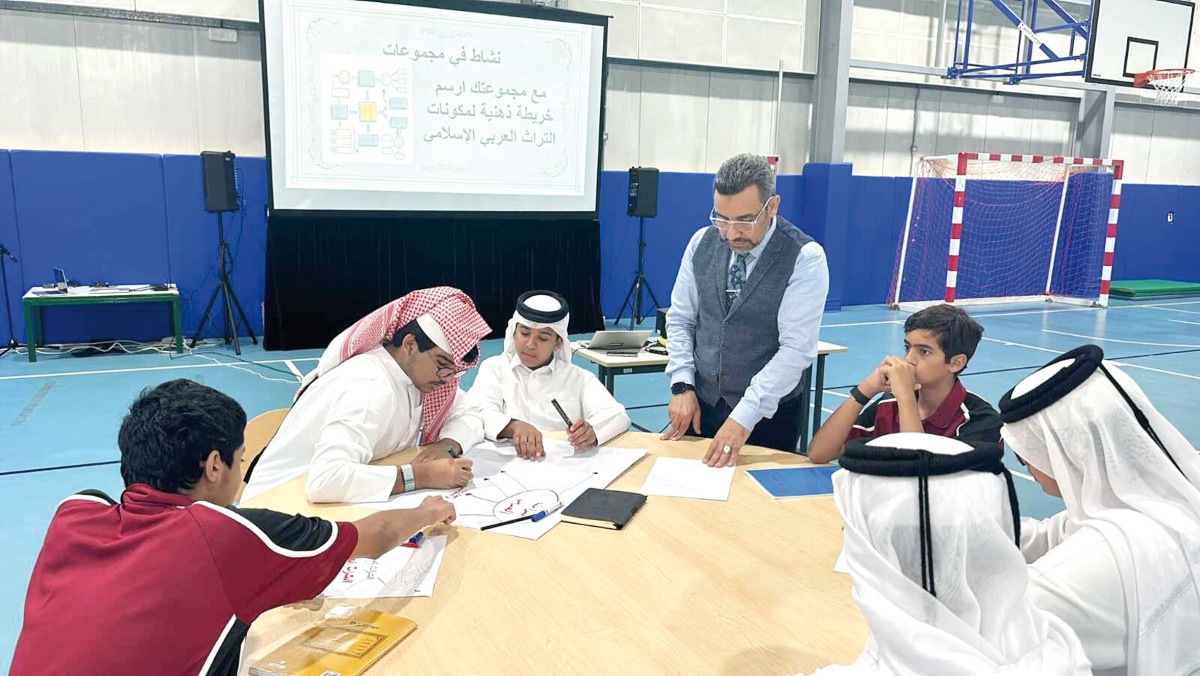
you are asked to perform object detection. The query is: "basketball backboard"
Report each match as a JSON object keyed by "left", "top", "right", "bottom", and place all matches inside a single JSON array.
[{"left": 1085, "top": 0, "right": 1196, "bottom": 86}]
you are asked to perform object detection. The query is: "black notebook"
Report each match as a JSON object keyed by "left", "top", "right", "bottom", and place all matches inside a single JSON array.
[{"left": 561, "top": 488, "right": 647, "bottom": 530}]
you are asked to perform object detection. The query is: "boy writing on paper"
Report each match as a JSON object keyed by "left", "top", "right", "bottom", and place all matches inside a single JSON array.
[
  {"left": 242, "top": 287, "right": 487, "bottom": 504},
  {"left": 468, "top": 291, "right": 630, "bottom": 459},
  {"left": 807, "top": 304, "right": 1001, "bottom": 464}
]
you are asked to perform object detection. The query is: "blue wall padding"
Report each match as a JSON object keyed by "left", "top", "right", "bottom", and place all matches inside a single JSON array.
[
  {"left": 798, "top": 163, "right": 852, "bottom": 311},
  {"left": 598, "top": 170, "right": 716, "bottom": 321},
  {"left": 843, "top": 176, "right": 911, "bottom": 307},
  {"left": 1112, "top": 184, "right": 1200, "bottom": 284},
  {"left": 10, "top": 151, "right": 173, "bottom": 344},
  {"left": 2, "top": 149, "right": 1198, "bottom": 346},
  {"left": 162, "top": 154, "right": 267, "bottom": 339},
  {"left": 1, "top": 152, "right": 268, "bottom": 346}
]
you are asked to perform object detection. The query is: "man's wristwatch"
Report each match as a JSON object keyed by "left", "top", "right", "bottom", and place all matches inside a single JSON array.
[
  {"left": 849, "top": 385, "right": 871, "bottom": 406},
  {"left": 671, "top": 382, "right": 695, "bottom": 396}
]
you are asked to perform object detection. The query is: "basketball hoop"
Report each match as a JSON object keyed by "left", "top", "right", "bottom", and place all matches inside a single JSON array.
[{"left": 1133, "top": 68, "right": 1195, "bottom": 105}]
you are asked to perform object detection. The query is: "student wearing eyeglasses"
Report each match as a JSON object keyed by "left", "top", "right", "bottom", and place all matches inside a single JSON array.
[
  {"left": 242, "top": 287, "right": 488, "bottom": 504},
  {"left": 662, "top": 153, "right": 829, "bottom": 464}
]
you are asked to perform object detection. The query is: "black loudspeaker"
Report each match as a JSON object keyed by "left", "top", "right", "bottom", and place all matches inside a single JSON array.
[
  {"left": 201, "top": 151, "right": 238, "bottom": 213},
  {"left": 627, "top": 166, "right": 659, "bottom": 218}
]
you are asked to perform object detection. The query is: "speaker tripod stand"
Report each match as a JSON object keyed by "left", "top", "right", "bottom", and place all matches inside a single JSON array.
[
  {"left": 191, "top": 212, "right": 257, "bottom": 355},
  {"left": 0, "top": 243, "right": 18, "bottom": 359},
  {"left": 615, "top": 216, "right": 661, "bottom": 330}
]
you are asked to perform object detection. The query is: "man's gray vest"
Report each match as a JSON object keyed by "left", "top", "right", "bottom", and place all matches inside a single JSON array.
[{"left": 692, "top": 217, "right": 815, "bottom": 409}]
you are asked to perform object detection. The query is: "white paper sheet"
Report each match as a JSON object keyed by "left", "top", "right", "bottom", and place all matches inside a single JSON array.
[
  {"left": 639, "top": 457, "right": 735, "bottom": 501},
  {"left": 359, "top": 440, "right": 646, "bottom": 539},
  {"left": 322, "top": 534, "right": 447, "bottom": 599}
]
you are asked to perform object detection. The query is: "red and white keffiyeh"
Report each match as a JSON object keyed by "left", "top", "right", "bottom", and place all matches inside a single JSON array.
[{"left": 299, "top": 286, "right": 490, "bottom": 443}]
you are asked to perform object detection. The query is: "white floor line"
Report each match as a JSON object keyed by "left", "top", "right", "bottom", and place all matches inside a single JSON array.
[
  {"left": 1122, "top": 300, "right": 1200, "bottom": 308},
  {"left": 982, "top": 337, "right": 1061, "bottom": 354},
  {"left": 821, "top": 319, "right": 903, "bottom": 328},
  {"left": 0, "top": 356, "right": 320, "bottom": 382},
  {"left": 1147, "top": 305, "right": 1200, "bottom": 317},
  {"left": 965, "top": 300, "right": 1200, "bottom": 320},
  {"left": 1169, "top": 318, "right": 1200, "bottom": 327},
  {"left": 1043, "top": 329, "right": 1200, "bottom": 350},
  {"left": 1109, "top": 361, "right": 1200, "bottom": 382},
  {"left": 283, "top": 360, "right": 304, "bottom": 379},
  {"left": 1010, "top": 470, "right": 1036, "bottom": 483},
  {"left": 838, "top": 301, "right": 1200, "bottom": 328},
  {"left": 974, "top": 306, "right": 1096, "bottom": 319},
  {"left": 823, "top": 390, "right": 850, "bottom": 398}
]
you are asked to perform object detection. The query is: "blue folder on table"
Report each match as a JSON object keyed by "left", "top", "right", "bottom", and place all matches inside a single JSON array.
[{"left": 746, "top": 466, "right": 839, "bottom": 498}]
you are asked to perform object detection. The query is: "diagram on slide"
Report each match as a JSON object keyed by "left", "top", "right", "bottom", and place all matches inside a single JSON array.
[
  {"left": 322, "top": 534, "right": 446, "bottom": 599},
  {"left": 320, "top": 54, "right": 413, "bottom": 164}
]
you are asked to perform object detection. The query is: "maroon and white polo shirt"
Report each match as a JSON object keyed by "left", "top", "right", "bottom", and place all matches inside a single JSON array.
[{"left": 11, "top": 484, "right": 357, "bottom": 676}]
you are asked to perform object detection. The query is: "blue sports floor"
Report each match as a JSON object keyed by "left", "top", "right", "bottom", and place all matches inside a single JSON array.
[{"left": 3, "top": 298, "right": 1200, "bottom": 668}]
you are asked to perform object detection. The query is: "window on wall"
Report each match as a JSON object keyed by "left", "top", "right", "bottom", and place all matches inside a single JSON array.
[{"left": 566, "top": 0, "right": 816, "bottom": 72}]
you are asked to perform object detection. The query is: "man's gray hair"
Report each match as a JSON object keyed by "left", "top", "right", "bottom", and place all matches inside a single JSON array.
[{"left": 714, "top": 153, "right": 776, "bottom": 204}]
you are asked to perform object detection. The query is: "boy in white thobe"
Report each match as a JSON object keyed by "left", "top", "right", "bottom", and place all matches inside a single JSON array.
[
  {"left": 243, "top": 287, "right": 489, "bottom": 503},
  {"left": 468, "top": 291, "right": 630, "bottom": 459},
  {"left": 1000, "top": 344, "right": 1200, "bottom": 676},
  {"left": 812, "top": 433, "right": 1091, "bottom": 675}
]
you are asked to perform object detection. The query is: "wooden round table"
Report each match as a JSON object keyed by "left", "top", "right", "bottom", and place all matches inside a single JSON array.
[{"left": 240, "top": 433, "right": 867, "bottom": 674}]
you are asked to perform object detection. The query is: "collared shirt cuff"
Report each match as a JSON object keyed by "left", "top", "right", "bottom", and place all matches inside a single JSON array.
[
  {"left": 729, "top": 400, "right": 763, "bottom": 431},
  {"left": 669, "top": 369, "right": 695, "bottom": 387},
  {"left": 481, "top": 410, "right": 511, "bottom": 441},
  {"left": 343, "top": 466, "right": 398, "bottom": 504}
]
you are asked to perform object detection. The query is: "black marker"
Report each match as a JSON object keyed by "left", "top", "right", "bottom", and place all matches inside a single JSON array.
[{"left": 550, "top": 398, "right": 573, "bottom": 429}]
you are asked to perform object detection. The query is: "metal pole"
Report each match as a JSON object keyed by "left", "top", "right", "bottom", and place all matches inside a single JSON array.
[
  {"left": 773, "top": 59, "right": 784, "bottom": 156},
  {"left": 935, "top": 0, "right": 950, "bottom": 67}
]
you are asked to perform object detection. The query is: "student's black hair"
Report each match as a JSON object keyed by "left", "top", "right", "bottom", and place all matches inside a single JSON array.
[
  {"left": 389, "top": 319, "right": 437, "bottom": 351},
  {"left": 389, "top": 319, "right": 480, "bottom": 364},
  {"left": 903, "top": 304, "right": 984, "bottom": 372},
  {"left": 118, "top": 379, "right": 247, "bottom": 493}
]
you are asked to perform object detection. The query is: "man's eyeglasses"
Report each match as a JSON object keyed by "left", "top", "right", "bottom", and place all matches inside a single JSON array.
[
  {"left": 709, "top": 198, "right": 771, "bottom": 233},
  {"left": 436, "top": 365, "right": 472, "bottom": 381}
]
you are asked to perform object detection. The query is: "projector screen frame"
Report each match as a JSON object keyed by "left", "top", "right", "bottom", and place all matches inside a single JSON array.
[{"left": 257, "top": 0, "right": 610, "bottom": 219}]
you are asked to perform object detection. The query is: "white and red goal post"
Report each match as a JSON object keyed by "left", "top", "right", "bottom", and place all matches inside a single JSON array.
[{"left": 888, "top": 152, "right": 1123, "bottom": 311}]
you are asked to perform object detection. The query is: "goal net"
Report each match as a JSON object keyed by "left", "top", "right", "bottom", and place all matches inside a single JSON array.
[{"left": 888, "top": 153, "right": 1124, "bottom": 311}]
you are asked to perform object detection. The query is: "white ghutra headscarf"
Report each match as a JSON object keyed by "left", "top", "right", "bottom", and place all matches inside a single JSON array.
[
  {"left": 812, "top": 433, "right": 1091, "bottom": 675},
  {"left": 1000, "top": 345, "right": 1200, "bottom": 676},
  {"left": 503, "top": 290, "right": 571, "bottom": 367}
]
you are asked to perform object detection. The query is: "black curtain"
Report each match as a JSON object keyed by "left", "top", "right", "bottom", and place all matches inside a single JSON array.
[{"left": 263, "top": 213, "right": 604, "bottom": 350}]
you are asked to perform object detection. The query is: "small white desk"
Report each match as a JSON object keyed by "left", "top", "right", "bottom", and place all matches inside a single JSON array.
[{"left": 572, "top": 340, "right": 849, "bottom": 453}]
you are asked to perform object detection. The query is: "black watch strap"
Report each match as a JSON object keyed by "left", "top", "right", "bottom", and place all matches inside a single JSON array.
[
  {"left": 671, "top": 382, "right": 695, "bottom": 395},
  {"left": 850, "top": 385, "right": 871, "bottom": 406}
]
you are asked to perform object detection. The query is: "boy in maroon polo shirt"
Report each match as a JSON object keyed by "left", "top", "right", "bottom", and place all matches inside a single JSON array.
[
  {"left": 808, "top": 304, "right": 1001, "bottom": 464},
  {"left": 11, "top": 379, "right": 455, "bottom": 676}
]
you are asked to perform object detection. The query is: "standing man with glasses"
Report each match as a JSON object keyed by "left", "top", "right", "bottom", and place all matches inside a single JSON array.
[
  {"left": 661, "top": 153, "right": 829, "bottom": 464},
  {"left": 242, "top": 287, "right": 489, "bottom": 504}
]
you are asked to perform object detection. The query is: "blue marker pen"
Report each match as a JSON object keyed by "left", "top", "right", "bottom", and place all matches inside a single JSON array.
[
  {"left": 530, "top": 501, "right": 563, "bottom": 523},
  {"left": 402, "top": 531, "right": 426, "bottom": 549},
  {"left": 481, "top": 501, "right": 564, "bottom": 530}
]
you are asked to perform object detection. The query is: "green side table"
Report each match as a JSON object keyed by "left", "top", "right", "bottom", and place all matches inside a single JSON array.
[{"left": 22, "top": 285, "right": 184, "bottom": 363}]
